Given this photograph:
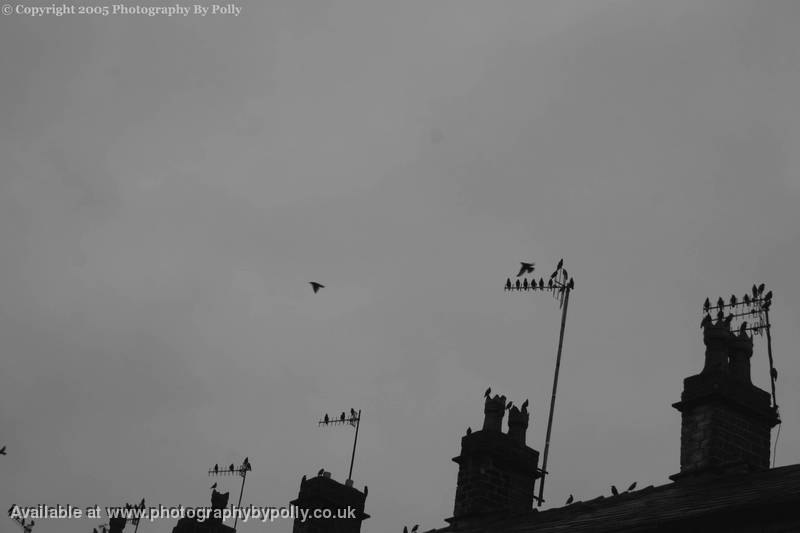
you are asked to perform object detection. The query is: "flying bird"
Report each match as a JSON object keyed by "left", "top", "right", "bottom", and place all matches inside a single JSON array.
[
  {"left": 309, "top": 282, "right": 325, "bottom": 294},
  {"left": 611, "top": 485, "right": 619, "bottom": 496},
  {"left": 211, "top": 482, "right": 217, "bottom": 490},
  {"left": 517, "top": 262, "right": 535, "bottom": 277},
  {"left": 505, "top": 278, "right": 512, "bottom": 290},
  {"left": 626, "top": 482, "right": 637, "bottom": 492},
  {"left": 484, "top": 387, "right": 491, "bottom": 398},
  {"left": 703, "top": 298, "right": 710, "bottom": 312},
  {"left": 566, "top": 494, "right": 574, "bottom": 505},
  {"left": 557, "top": 258, "right": 563, "bottom": 270}
]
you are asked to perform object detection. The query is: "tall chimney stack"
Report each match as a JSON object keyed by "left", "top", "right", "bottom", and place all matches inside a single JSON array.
[
  {"left": 448, "top": 395, "right": 540, "bottom": 530},
  {"left": 672, "top": 320, "right": 779, "bottom": 480},
  {"left": 290, "top": 471, "right": 369, "bottom": 533}
]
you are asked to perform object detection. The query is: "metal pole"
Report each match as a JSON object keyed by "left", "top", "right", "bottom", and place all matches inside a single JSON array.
[
  {"left": 233, "top": 469, "right": 247, "bottom": 531},
  {"left": 537, "top": 287, "right": 570, "bottom": 507},
  {"left": 764, "top": 308, "right": 778, "bottom": 410},
  {"left": 348, "top": 410, "right": 361, "bottom": 481}
]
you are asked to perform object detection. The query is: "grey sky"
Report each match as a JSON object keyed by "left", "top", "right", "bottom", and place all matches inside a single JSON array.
[{"left": 1, "top": 1, "right": 799, "bottom": 532}]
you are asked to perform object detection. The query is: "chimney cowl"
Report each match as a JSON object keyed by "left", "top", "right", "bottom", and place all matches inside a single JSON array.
[
  {"left": 482, "top": 395, "right": 506, "bottom": 433},
  {"left": 701, "top": 323, "right": 732, "bottom": 374}
]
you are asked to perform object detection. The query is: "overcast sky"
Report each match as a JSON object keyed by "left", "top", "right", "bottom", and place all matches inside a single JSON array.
[{"left": 1, "top": 1, "right": 800, "bottom": 532}]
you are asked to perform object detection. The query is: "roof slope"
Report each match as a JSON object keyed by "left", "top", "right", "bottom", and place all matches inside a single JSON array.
[{"left": 434, "top": 464, "right": 800, "bottom": 533}]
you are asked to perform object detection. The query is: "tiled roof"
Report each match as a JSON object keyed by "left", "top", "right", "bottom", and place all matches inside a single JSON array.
[{"left": 433, "top": 464, "right": 800, "bottom": 533}]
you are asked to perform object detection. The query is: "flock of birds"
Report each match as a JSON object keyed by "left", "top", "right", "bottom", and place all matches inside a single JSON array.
[
  {"left": 208, "top": 458, "right": 252, "bottom": 490},
  {"left": 321, "top": 408, "right": 359, "bottom": 425},
  {"left": 700, "top": 284, "right": 773, "bottom": 339},
  {"left": 505, "top": 259, "right": 575, "bottom": 292}
]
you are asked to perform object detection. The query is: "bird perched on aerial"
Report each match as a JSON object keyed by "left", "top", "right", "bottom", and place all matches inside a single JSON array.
[
  {"left": 484, "top": 387, "right": 491, "bottom": 398},
  {"left": 739, "top": 322, "right": 748, "bottom": 335},
  {"left": 93, "top": 529, "right": 98, "bottom": 533},
  {"left": 557, "top": 258, "right": 564, "bottom": 270},
  {"left": 703, "top": 298, "right": 710, "bottom": 312},
  {"left": 523, "top": 278, "right": 529, "bottom": 290},
  {"left": 340, "top": 412, "right": 346, "bottom": 422},
  {"left": 562, "top": 269, "right": 568, "bottom": 280},
  {"left": 752, "top": 284, "right": 759, "bottom": 298},
  {"left": 566, "top": 494, "right": 574, "bottom": 505},
  {"left": 611, "top": 485, "right": 619, "bottom": 496},
  {"left": 517, "top": 262, "right": 535, "bottom": 277},
  {"left": 404, "top": 526, "right": 408, "bottom": 533},
  {"left": 505, "top": 278, "right": 512, "bottom": 290},
  {"left": 730, "top": 294, "right": 737, "bottom": 307},
  {"left": 214, "top": 464, "right": 219, "bottom": 474},
  {"left": 717, "top": 297, "right": 725, "bottom": 308},
  {"left": 759, "top": 283, "right": 766, "bottom": 295},
  {"left": 539, "top": 278, "right": 544, "bottom": 289},
  {"left": 309, "top": 282, "right": 325, "bottom": 294},
  {"left": 724, "top": 314, "right": 734, "bottom": 327},
  {"left": 466, "top": 427, "right": 472, "bottom": 435},
  {"left": 324, "top": 413, "right": 329, "bottom": 424},
  {"left": 626, "top": 482, "right": 637, "bottom": 492},
  {"left": 211, "top": 482, "right": 217, "bottom": 490},
  {"left": 548, "top": 278, "right": 553, "bottom": 289},
  {"left": 515, "top": 279, "right": 521, "bottom": 290},
  {"left": 743, "top": 294, "right": 750, "bottom": 305},
  {"left": 567, "top": 278, "right": 574, "bottom": 290},
  {"left": 229, "top": 464, "right": 235, "bottom": 472},
  {"left": 351, "top": 408, "right": 357, "bottom": 418},
  {"left": 764, "top": 290, "right": 773, "bottom": 300}
]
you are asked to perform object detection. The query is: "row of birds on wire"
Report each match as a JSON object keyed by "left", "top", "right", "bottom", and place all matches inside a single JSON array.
[
  {"left": 320, "top": 408, "right": 359, "bottom": 426},
  {"left": 701, "top": 284, "right": 773, "bottom": 335},
  {"left": 703, "top": 284, "right": 772, "bottom": 312},
  {"left": 506, "top": 260, "right": 575, "bottom": 300}
]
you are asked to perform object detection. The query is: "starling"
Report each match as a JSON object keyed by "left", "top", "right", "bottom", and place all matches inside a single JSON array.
[
  {"left": 771, "top": 368, "right": 778, "bottom": 380},
  {"left": 523, "top": 279, "right": 529, "bottom": 290},
  {"left": 324, "top": 414, "right": 329, "bottom": 424},
  {"left": 730, "top": 294, "right": 737, "bottom": 307},
  {"left": 700, "top": 314, "right": 711, "bottom": 328},
  {"left": 521, "top": 399, "right": 529, "bottom": 411},
  {"left": 566, "top": 494, "right": 574, "bottom": 504},
  {"left": 611, "top": 485, "right": 619, "bottom": 496},
  {"left": 340, "top": 412, "right": 346, "bottom": 422},
  {"left": 764, "top": 290, "right": 772, "bottom": 300},
  {"left": 557, "top": 258, "right": 564, "bottom": 270},
  {"left": 739, "top": 322, "right": 748, "bottom": 335},
  {"left": 466, "top": 427, "right": 472, "bottom": 435},
  {"left": 0, "top": 446, "right": 5, "bottom": 455},
  {"left": 515, "top": 279, "right": 521, "bottom": 290},
  {"left": 214, "top": 464, "right": 219, "bottom": 474},
  {"left": 351, "top": 408, "right": 357, "bottom": 418},
  {"left": 310, "top": 282, "right": 325, "bottom": 293},
  {"left": 703, "top": 298, "right": 710, "bottom": 312},
  {"left": 627, "top": 482, "right": 637, "bottom": 492},
  {"left": 758, "top": 283, "right": 766, "bottom": 295},
  {"left": 517, "top": 262, "right": 535, "bottom": 277},
  {"left": 539, "top": 278, "right": 545, "bottom": 289},
  {"left": 302, "top": 475, "right": 306, "bottom": 482},
  {"left": 548, "top": 278, "right": 553, "bottom": 289},
  {"left": 743, "top": 294, "right": 750, "bottom": 305},
  {"left": 484, "top": 387, "right": 491, "bottom": 398},
  {"left": 505, "top": 278, "right": 512, "bottom": 290},
  {"left": 318, "top": 468, "right": 325, "bottom": 476},
  {"left": 230, "top": 464, "right": 235, "bottom": 471},
  {"left": 717, "top": 297, "right": 725, "bottom": 308},
  {"left": 364, "top": 485, "right": 368, "bottom": 496},
  {"left": 752, "top": 284, "right": 758, "bottom": 298},
  {"left": 412, "top": 526, "right": 419, "bottom": 533},
  {"left": 506, "top": 401, "right": 513, "bottom": 410},
  {"left": 211, "top": 482, "right": 217, "bottom": 490}
]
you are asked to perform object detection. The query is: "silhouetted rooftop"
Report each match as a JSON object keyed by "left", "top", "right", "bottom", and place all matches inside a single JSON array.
[{"left": 432, "top": 463, "right": 800, "bottom": 532}]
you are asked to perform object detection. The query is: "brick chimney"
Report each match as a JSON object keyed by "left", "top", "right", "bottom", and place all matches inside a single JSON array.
[
  {"left": 447, "top": 395, "right": 541, "bottom": 530},
  {"left": 671, "top": 320, "right": 779, "bottom": 480},
  {"left": 290, "top": 472, "right": 369, "bottom": 533}
]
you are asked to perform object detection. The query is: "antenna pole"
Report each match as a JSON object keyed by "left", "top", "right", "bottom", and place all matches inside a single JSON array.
[
  {"left": 348, "top": 410, "right": 361, "bottom": 481},
  {"left": 233, "top": 468, "right": 248, "bottom": 532},
  {"left": 764, "top": 308, "right": 778, "bottom": 410},
  {"left": 538, "top": 287, "right": 570, "bottom": 507}
]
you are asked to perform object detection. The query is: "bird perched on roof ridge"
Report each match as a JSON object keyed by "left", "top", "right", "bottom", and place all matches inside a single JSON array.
[
  {"left": 566, "top": 494, "right": 574, "bottom": 505},
  {"left": 317, "top": 468, "right": 325, "bottom": 476},
  {"left": 626, "top": 482, "right": 637, "bottom": 492},
  {"left": 517, "top": 262, "right": 535, "bottom": 277},
  {"left": 310, "top": 282, "right": 325, "bottom": 293},
  {"left": 466, "top": 427, "right": 472, "bottom": 435},
  {"left": 611, "top": 485, "right": 619, "bottom": 496}
]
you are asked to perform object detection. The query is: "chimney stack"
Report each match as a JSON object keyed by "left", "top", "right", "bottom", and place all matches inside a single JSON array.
[
  {"left": 448, "top": 395, "right": 541, "bottom": 530},
  {"left": 290, "top": 472, "right": 369, "bottom": 533},
  {"left": 672, "top": 321, "right": 779, "bottom": 480}
]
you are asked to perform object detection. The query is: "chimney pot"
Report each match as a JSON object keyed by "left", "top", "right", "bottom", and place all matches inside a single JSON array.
[
  {"left": 729, "top": 332, "right": 754, "bottom": 384},
  {"left": 482, "top": 395, "right": 506, "bottom": 432}
]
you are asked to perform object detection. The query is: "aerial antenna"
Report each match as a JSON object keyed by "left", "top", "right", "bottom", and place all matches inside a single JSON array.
[
  {"left": 505, "top": 258, "right": 575, "bottom": 506},
  {"left": 318, "top": 409, "right": 362, "bottom": 482},
  {"left": 208, "top": 457, "right": 252, "bottom": 531},
  {"left": 701, "top": 285, "right": 778, "bottom": 416}
]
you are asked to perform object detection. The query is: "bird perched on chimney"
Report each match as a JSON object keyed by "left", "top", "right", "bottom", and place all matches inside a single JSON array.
[
  {"left": 484, "top": 387, "right": 491, "bottom": 398},
  {"left": 517, "top": 262, "right": 535, "bottom": 277},
  {"left": 412, "top": 525, "right": 419, "bottom": 533},
  {"left": 506, "top": 401, "right": 513, "bottom": 410},
  {"left": 466, "top": 427, "right": 472, "bottom": 435},
  {"left": 627, "top": 482, "right": 637, "bottom": 492},
  {"left": 521, "top": 399, "right": 529, "bottom": 412},
  {"left": 211, "top": 482, "right": 217, "bottom": 490},
  {"left": 310, "top": 282, "right": 325, "bottom": 294},
  {"left": 566, "top": 494, "right": 574, "bottom": 505},
  {"left": 318, "top": 468, "right": 325, "bottom": 476},
  {"left": 364, "top": 485, "right": 368, "bottom": 496},
  {"left": 611, "top": 485, "right": 619, "bottom": 496}
]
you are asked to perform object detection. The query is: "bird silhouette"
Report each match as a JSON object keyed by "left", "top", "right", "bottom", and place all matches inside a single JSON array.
[
  {"left": 548, "top": 278, "right": 553, "bottom": 289},
  {"left": 211, "top": 482, "right": 217, "bottom": 490},
  {"left": 724, "top": 314, "right": 734, "bottom": 327},
  {"left": 567, "top": 278, "right": 574, "bottom": 290},
  {"left": 229, "top": 464, "right": 235, "bottom": 472},
  {"left": 771, "top": 368, "right": 778, "bottom": 380},
  {"left": 730, "top": 295, "right": 737, "bottom": 306},
  {"left": 412, "top": 526, "right": 419, "bottom": 533},
  {"left": 517, "top": 262, "right": 535, "bottom": 277},
  {"left": 515, "top": 279, "right": 521, "bottom": 290},
  {"left": 743, "top": 294, "right": 750, "bottom": 305},
  {"left": 626, "top": 482, "right": 637, "bottom": 492},
  {"left": 302, "top": 475, "right": 307, "bottom": 482},
  {"left": 0, "top": 446, "right": 5, "bottom": 455},
  {"left": 214, "top": 464, "right": 219, "bottom": 474},
  {"left": 752, "top": 284, "right": 758, "bottom": 298},
  {"left": 703, "top": 298, "right": 710, "bottom": 312},
  {"left": 716, "top": 310, "right": 725, "bottom": 323},
  {"left": 562, "top": 269, "right": 568, "bottom": 280},
  {"left": 566, "top": 494, "right": 574, "bottom": 504},
  {"left": 764, "top": 290, "right": 773, "bottom": 300},
  {"left": 739, "top": 322, "right": 748, "bottom": 335},
  {"left": 506, "top": 401, "right": 513, "bottom": 410},
  {"left": 611, "top": 485, "right": 619, "bottom": 496},
  {"left": 557, "top": 258, "right": 564, "bottom": 270},
  {"left": 523, "top": 278, "right": 529, "bottom": 290},
  {"left": 324, "top": 413, "right": 329, "bottom": 424},
  {"left": 318, "top": 468, "right": 325, "bottom": 476},
  {"left": 717, "top": 297, "right": 725, "bottom": 308},
  {"left": 310, "top": 282, "right": 325, "bottom": 293},
  {"left": 521, "top": 399, "right": 529, "bottom": 411},
  {"left": 350, "top": 408, "right": 356, "bottom": 418},
  {"left": 550, "top": 270, "right": 558, "bottom": 279},
  {"left": 364, "top": 485, "right": 368, "bottom": 496},
  {"left": 484, "top": 387, "right": 491, "bottom": 398},
  {"left": 403, "top": 527, "right": 408, "bottom": 533},
  {"left": 539, "top": 278, "right": 544, "bottom": 289},
  {"left": 505, "top": 278, "right": 512, "bottom": 290},
  {"left": 758, "top": 283, "right": 766, "bottom": 295},
  {"left": 93, "top": 529, "right": 98, "bottom": 533},
  {"left": 340, "top": 412, "right": 346, "bottom": 422},
  {"left": 466, "top": 427, "right": 472, "bottom": 435}
]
